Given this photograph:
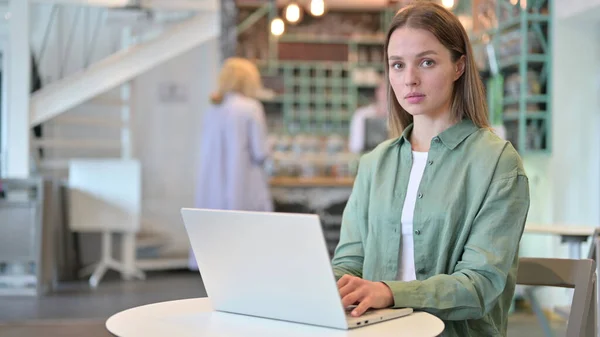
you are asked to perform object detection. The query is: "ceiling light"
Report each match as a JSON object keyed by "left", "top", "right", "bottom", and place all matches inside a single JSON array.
[
  {"left": 285, "top": 2, "right": 303, "bottom": 24},
  {"left": 270, "top": 17, "right": 285, "bottom": 36},
  {"left": 441, "top": 0, "right": 455, "bottom": 9},
  {"left": 310, "top": 0, "right": 326, "bottom": 17}
]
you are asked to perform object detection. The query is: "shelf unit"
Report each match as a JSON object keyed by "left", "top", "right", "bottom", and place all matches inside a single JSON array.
[
  {"left": 477, "top": 0, "right": 552, "bottom": 154},
  {"left": 237, "top": 5, "right": 393, "bottom": 135},
  {"left": 260, "top": 60, "right": 386, "bottom": 135},
  {"left": 0, "top": 177, "right": 50, "bottom": 296}
]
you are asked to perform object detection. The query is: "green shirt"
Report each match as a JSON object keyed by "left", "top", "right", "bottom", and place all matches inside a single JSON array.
[{"left": 332, "top": 119, "right": 530, "bottom": 337}]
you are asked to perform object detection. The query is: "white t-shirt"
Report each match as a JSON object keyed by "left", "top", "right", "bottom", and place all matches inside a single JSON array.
[{"left": 396, "top": 151, "right": 428, "bottom": 281}]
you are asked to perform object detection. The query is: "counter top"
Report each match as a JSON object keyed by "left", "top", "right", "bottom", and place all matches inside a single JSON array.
[{"left": 269, "top": 176, "right": 355, "bottom": 187}]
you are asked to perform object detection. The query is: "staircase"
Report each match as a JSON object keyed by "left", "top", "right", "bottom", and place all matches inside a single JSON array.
[
  {"left": 22, "top": 0, "right": 219, "bottom": 272},
  {"left": 30, "top": 10, "right": 218, "bottom": 126}
]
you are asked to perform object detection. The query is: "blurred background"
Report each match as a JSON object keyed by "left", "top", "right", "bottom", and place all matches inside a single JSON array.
[{"left": 0, "top": 0, "right": 598, "bottom": 335}]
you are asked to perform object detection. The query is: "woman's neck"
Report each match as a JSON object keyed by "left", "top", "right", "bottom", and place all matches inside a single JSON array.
[{"left": 409, "top": 114, "right": 457, "bottom": 152}]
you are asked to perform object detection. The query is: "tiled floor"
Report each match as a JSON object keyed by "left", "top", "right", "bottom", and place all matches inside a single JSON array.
[
  {"left": 0, "top": 270, "right": 567, "bottom": 336},
  {"left": 0, "top": 270, "right": 206, "bottom": 322}
]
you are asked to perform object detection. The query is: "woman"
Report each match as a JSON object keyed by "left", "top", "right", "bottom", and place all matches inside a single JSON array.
[
  {"left": 189, "top": 58, "right": 273, "bottom": 270},
  {"left": 331, "top": 3, "right": 530, "bottom": 336}
]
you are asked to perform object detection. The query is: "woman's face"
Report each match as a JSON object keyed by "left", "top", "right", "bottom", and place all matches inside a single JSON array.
[{"left": 387, "top": 27, "right": 464, "bottom": 120}]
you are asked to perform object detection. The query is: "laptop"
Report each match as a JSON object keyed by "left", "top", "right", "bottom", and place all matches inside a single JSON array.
[{"left": 180, "top": 208, "right": 413, "bottom": 330}]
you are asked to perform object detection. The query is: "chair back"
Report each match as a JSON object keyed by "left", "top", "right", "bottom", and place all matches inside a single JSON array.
[{"left": 517, "top": 258, "right": 596, "bottom": 337}]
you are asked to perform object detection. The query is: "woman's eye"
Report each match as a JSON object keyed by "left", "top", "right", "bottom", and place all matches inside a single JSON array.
[
  {"left": 392, "top": 63, "right": 404, "bottom": 70},
  {"left": 421, "top": 60, "right": 435, "bottom": 67}
]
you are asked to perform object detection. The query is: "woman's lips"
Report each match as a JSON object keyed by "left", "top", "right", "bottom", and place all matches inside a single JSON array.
[{"left": 405, "top": 93, "right": 425, "bottom": 104}]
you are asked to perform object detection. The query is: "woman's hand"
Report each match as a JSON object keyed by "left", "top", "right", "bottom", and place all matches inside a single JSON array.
[{"left": 337, "top": 274, "right": 394, "bottom": 317}]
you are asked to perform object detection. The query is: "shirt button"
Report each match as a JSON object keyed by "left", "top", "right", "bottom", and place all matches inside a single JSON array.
[
  {"left": 415, "top": 229, "right": 421, "bottom": 235},
  {"left": 428, "top": 160, "right": 433, "bottom": 165},
  {"left": 433, "top": 137, "right": 440, "bottom": 143},
  {"left": 418, "top": 193, "right": 423, "bottom": 199}
]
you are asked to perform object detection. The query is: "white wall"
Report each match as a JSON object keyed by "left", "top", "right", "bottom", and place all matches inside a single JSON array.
[
  {"left": 555, "top": 0, "right": 600, "bottom": 21},
  {"left": 551, "top": 20, "right": 600, "bottom": 226},
  {"left": 133, "top": 37, "right": 220, "bottom": 255},
  {"left": 519, "top": 7, "right": 600, "bottom": 308}
]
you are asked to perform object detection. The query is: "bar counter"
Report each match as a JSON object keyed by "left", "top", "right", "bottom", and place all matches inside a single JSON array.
[{"left": 269, "top": 176, "right": 355, "bottom": 188}]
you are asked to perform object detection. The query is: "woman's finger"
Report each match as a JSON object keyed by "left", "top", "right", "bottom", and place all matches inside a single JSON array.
[
  {"left": 341, "top": 287, "right": 366, "bottom": 308},
  {"left": 350, "top": 297, "right": 372, "bottom": 317},
  {"left": 336, "top": 274, "right": 352, "bottom": 289},
  {"left": 338, "top": 279, "right": 359, "bottom": 299}
]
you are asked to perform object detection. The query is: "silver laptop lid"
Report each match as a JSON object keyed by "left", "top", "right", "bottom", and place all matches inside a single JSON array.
[{"left": 180, "top": 208, "right": 348, "bottom": 329}]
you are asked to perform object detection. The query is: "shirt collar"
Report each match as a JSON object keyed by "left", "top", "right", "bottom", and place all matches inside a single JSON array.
[{"left": 389, "top": 119, "right": 479, "bottom": 150}]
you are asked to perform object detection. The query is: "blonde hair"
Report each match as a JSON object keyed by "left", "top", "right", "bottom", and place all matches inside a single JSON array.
[
  {"left": 384, "top": 2, "right": 490, "bottom": 138},
  {"left": 210, "top": 57, "right": 263, "bottom": 104}
]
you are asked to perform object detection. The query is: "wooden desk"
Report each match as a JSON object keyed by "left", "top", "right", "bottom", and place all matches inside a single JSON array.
[
  {"left": 106, "top": 298, "right": 445, "bottom": 337},
  {"left": 524, "top": 223, "right": 596, "bottom": 259},
  {"left": 524, "top": 224, "right": 595, "bottom": 237}
]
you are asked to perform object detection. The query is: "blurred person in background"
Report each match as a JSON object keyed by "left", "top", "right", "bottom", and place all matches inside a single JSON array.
[
  {"left": 189, "top": 57, "right": 272, "bottom": 270},
  {"left": 348, "top": 80, "right": 388, "bottom": 154}
]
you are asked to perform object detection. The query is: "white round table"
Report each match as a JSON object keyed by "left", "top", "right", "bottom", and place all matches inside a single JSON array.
[{"left": 106, "top": 298, "right": 445, "bottom": 337}]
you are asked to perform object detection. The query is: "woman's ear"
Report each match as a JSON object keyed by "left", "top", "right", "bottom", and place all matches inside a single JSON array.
[{"left": 454, "top": 55, "right": 466, "bottom": 81}]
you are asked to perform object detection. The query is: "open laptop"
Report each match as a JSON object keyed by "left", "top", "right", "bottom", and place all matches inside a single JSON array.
[{"left": 180, "top": 208, "right": 413, "bottom": 330}]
